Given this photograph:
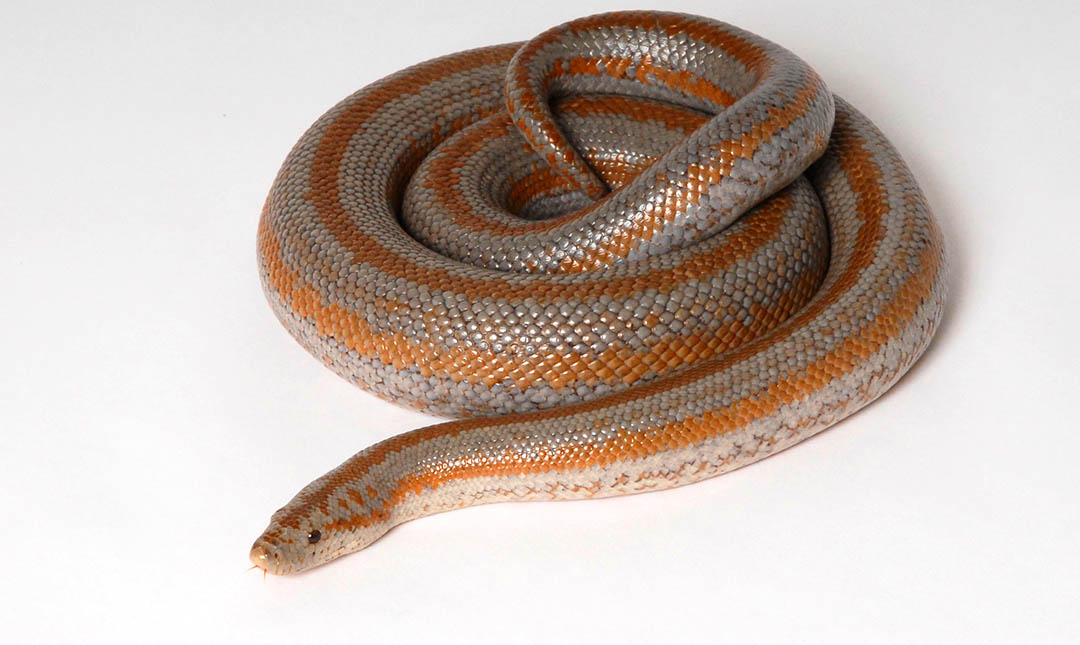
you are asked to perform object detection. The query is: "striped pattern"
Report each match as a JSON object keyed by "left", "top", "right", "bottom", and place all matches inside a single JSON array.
[{"left": 251, "top": 11, "right": 946, "bottom": 575}]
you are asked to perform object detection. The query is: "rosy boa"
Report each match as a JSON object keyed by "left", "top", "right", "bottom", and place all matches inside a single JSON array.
[{"left": 251, "top": 11, "right": 946, "bottom": 575}]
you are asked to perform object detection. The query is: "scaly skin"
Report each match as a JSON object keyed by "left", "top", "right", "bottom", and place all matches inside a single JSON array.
[{"left": 251, "top": 11, "right": 946, "bottom": 575}]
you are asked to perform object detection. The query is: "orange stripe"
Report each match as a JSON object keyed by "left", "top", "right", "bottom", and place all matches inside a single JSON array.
[
  {"left": 275, "top": 109, "right": 945, "bottom": 534},
  {"left": 547, "top": 56, "right": 739, "bottom": 107},
  {"left": 325, "top": 168, "right": 942, "bottom": 534},
  {"left": 553, "top": 76, "right": 824, "bottom": 272},
  {"left": 259, "top": 187, "right": 819, "bottom": 394},
  {"left": 411, "top": 73, "right": 822, "bottom": 271},
  {"left": 507, "top": 12, "right": 772, "bottom": 201}
]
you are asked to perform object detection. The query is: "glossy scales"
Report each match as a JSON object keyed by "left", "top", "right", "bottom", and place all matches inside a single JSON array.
[{"left": 251, "top": 11, "right": 946, "bottom": 575}]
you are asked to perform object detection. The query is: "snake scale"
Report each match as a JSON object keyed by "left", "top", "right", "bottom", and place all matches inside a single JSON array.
[{"left": 251, "top": 11, "right": 946, "bottom": 575}]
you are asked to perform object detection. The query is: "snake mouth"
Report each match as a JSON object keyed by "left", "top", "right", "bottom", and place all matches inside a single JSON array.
[{"left": 249, "top": 541, "right": 289, "bottom": 576}]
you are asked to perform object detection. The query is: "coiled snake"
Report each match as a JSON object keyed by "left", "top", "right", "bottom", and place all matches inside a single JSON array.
[{"left": 251, "top": 11, "right": 946, "bottom": 575}]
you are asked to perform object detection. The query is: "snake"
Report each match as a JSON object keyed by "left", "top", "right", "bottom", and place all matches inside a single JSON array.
[{"left": 250, "top": 11, "right": 946, "bottom": 575}]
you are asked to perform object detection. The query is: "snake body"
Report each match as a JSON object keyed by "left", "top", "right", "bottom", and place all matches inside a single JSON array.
[{"left": 251, "top": 11, "right": 946, "bottom": 575}]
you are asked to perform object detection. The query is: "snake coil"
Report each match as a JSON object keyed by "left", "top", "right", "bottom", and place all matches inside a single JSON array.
[{"left": 252, "top": 11, "right": 946, "bottom": 575}]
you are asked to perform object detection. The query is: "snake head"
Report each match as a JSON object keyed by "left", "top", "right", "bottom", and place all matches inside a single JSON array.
[
  {"left": 250, "top": 461, "right": 396, "bottom": 575},
  {"left": 249, "top": 524, "right": 335, "bottom": 576}
]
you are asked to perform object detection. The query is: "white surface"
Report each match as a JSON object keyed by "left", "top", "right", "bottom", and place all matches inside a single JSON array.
[{"left": 2, "top": 0, "right": 1078, "bottom": 642}]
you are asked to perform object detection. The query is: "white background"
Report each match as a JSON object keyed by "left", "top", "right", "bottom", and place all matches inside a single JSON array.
[{"left": 3, "top": 0, "right": 1078, "bottom": 642}]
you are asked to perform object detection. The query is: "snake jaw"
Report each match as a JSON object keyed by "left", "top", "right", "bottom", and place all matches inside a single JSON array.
[
  {"left": 249, "top": 531, "right": 322, "bottom": 576},
  {"left": 249, "top": 541, "right": 286, "bottom": 576},
  {"left": 249, "top": 527, "right": 317, "bottom": 576}
]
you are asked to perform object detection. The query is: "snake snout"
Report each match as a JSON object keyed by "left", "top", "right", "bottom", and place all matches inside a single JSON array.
[{"left": 249, "top": 541, "right": 284, "bottom": 575}]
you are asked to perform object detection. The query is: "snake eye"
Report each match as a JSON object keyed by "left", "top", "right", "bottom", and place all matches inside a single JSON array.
[{"left": 307, "top": 530, "right": 321, "bottom": 544}]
